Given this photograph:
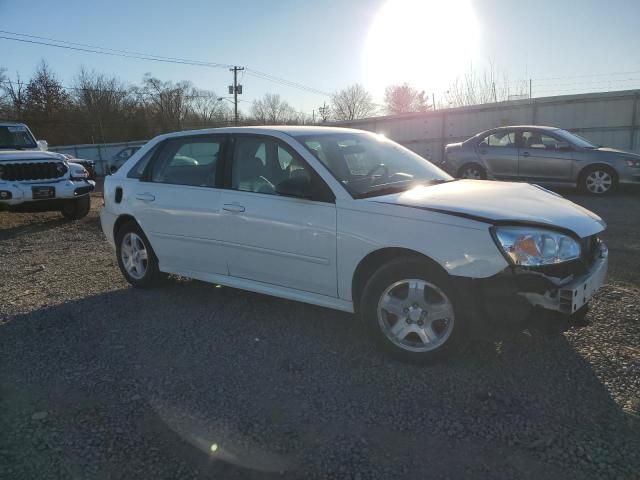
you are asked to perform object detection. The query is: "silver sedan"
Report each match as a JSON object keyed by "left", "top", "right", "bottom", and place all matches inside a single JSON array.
[{"left": 442, "top": 125, "right": 640, "bottom": 194}]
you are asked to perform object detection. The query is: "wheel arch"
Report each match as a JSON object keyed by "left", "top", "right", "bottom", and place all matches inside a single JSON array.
[
  {"left": 113, "top": 214, "right": 139, "bottom": 240},
  {"left": 351, "top": 247, "right": 448, "bottom": 312}
]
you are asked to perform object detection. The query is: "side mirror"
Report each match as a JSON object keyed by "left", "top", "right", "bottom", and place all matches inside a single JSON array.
[
  {"left": 556, "top": 141, "right": 571, "bottom": 150},
  {"left": 37, "top": 140, "right": 48, "bottom": 151},
  {"left": 109, "top": 165, "right": 119, "bottom": 175},
  {"left": 276, "top": 175, "right": 312, "bottom": 199}
]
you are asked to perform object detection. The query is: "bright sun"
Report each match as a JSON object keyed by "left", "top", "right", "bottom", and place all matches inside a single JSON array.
[{"left": 364, "top": 0, "right": 480, "bottom": 98}]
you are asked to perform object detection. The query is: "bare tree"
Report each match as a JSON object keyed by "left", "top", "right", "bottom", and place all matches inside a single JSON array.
[
  {"left": 384, "top": 83, "right": 430, "bottom": 114},
  {"left": 25, "top": 61, "right": 71, "bottom": 116},
  {"left": 188, "top": 89, "right": 230, "bottom": 126},
  {"left": 318, "top": 103, "right": 331, "bottom": 123},
  {"left": 331, "top": 84, "right": 377, "bottom": 121},
  {"left": 74, "top": 68, "right": 134, "bottom": 143},
  {"left": 444, "top": 63, "right": 527, "bottom": 107},
  {"left": 23, "top": 61, "right": 73, "bottom": 144},
  {"left": 251, "top": 93, "right": 298, "bottom": 124},
  {"left": 140, "top": 74, "right": 192, "bottom": 133}
]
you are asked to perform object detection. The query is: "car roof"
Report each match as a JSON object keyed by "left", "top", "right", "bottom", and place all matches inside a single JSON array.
[
  {"left": 0, "top": 121, "right": 28, "bottom": 127},
  {"left": 496, "top": 125, "right": 559, "bottom": 131},
  {"left": 154, "top": 125, "right": 370, "bottom": 141}
]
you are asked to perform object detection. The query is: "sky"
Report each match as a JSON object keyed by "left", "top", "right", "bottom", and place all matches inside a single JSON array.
[{"left": 1, "top": 0, "right": 640, "bottom": 116}]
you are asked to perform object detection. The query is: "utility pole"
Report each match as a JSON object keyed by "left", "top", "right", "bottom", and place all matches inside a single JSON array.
[
  {"left": 229, "top": 66, "right": 244, "bottom": 126},
  {"left": 492, "top": 82, "right": 497, "bottom": 103},
  {"left": 432, "top": 92, "right": 436, "bottom": 111},
  {"left": 529, "top": 78, "right": 532, "bottom": 99}
]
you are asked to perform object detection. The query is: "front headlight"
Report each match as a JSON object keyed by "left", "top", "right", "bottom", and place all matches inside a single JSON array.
[
  {"left": 493, "top": 227, "right": 581, "bottom": 266},
  {"left": 69, "top": 165, "right": 89, "bottom": 180}
]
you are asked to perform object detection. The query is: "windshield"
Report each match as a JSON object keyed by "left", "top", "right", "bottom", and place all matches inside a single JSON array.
[
  {"left": 0, "top": 125, "right": 37, "bottom": 149},
  {"left": 554, "top": 129, "right": 598, "bottom": 149},
  {"left": 295, "top": 132, "right": 452, "bottom": 198}
]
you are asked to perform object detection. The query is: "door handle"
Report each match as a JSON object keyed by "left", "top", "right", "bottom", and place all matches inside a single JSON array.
[
  {"left": 135, "top": 193, "right": 155, "bottom": 202},
  {"left": 522, "top": 151, "right": 531, "bottom": 157},
  {"left": 223, "top": 203, "right": 245, "bottom": 213}
]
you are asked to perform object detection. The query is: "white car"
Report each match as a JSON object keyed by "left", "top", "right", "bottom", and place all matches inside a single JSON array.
[{"left": 100, "top": 126, "right": 608, "bottom": 362}]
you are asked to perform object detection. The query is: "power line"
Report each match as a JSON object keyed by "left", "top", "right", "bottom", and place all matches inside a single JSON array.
[
  {"left": 0, "top": 30, "right": 233, "bottom": 68},
  {"left": 0, "top": 30, "right": 332, "bottom": 97},
  {"left": 0, "top": 35, "right": 231, "bottom": 70}
]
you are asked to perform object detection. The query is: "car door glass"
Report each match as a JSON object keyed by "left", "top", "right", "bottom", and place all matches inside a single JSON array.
[
  {"left": 481, "top": 131, "right": 516, "bottom": 148},
  {"left": 522, "top": 131, "right": 562, "bottom": 150},
  {"left": 232, "top": 136, "right": 318, "bottom": 198},
  {"left": 150, "top": 137, "right": 221, "bottom": 187}
]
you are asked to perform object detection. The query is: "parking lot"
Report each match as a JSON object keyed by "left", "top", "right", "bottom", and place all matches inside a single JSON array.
[{"left": 1, "top": 191, "right": 639, "bottom": 479}]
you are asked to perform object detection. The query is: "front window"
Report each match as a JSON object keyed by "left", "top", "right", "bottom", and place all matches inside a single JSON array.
[
  {"left": 554, "top": 129, "right": 598, "bottom": 149},
  {"left": 0, "top": 125, "right": 37, "bottom": 149},
  {"left": 521, "top": 131, "right": 564, "bottom": 149},
  {"left": 295, "top": 132, "right": 451, "bottom": 198}
]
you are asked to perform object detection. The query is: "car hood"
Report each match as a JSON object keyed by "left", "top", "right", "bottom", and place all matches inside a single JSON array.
[
  {"left": 0, "top": 150, "right": 63, "bottom": 162},
  {"left": 368, "top": 180, "right": 606, "bottom": 238},
  {"left": 594, "top": 147, "right": 640, "bottom": 159}
]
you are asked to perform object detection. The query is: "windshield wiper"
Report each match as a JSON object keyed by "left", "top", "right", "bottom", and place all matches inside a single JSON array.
[{"left": 354, "top": 179, "right": 452, "bottom": 199}]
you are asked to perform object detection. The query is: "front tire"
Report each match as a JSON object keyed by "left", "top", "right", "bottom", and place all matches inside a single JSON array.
[
  {"left": 60, "top": 195, "right": 91, "bottom": 220},
  {"left": 579, "top": 165, "right": 617, "bottom": 195},
  {"left": 360, "top": 257, "right": 464, "bottom": 363},
  {"left": 115, "top": 221, "right": 166, "bottom": 288},
  {"left": 458, "top": 163, "right": 487, "bottom": 180}
]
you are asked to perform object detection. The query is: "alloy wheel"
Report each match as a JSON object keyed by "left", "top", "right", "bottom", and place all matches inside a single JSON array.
[
  {"left": 121, "top": 232, "right": 148, "bottom": 280},
  {"left": 585, "top": 170, "right": 613, "bottom": 194},
  {"left": 461, "top": 167, "right": 484, "bottom": 179},
  {"left": 377, "top": 279, "right": 455, "bottom": 353}
]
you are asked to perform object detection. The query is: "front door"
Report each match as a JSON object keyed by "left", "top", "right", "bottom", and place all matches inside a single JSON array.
[
  {"left": 218, "top": 134, "right": 338, "bottom": 297},
  {"left": 475, "top": 130, "right": 518, "bottom": 178},
  {"left": 130, "top": 134, "right": 229, "bottom": 275},
  {"left": 518, "top": 130, "right": 574, "bottom": 182}
]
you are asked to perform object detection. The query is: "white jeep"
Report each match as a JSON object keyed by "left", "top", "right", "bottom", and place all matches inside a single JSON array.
[{"left": 0, "top": 122, "right": 95, "bottom": 220}]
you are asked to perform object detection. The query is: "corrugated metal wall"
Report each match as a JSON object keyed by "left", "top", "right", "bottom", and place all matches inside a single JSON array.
[{"left": 335, "top": 89, "right": 640, "bottom": 163}]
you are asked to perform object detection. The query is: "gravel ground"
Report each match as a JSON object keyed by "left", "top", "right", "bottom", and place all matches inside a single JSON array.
[{"left": 1, "top": 191, "right": 639, "bottom": 480}]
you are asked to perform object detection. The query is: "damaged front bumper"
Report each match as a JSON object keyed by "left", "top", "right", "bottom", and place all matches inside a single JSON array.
[{"left": 453, "top": 241, "right": 608, "bottom": 334}]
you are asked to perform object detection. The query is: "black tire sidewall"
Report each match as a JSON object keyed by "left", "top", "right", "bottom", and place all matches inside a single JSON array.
[
  {"left": 579, "top": 166, "right": 618, "bottom": 195},
  {"left": 115, "top": 222, "right": 162, "bottom": 288},
  {"left": 360, "top": 257, "right": 465, "bottom": 364},
  {"left": 60, "top": 195, "right": 91, "bottom": 220}
]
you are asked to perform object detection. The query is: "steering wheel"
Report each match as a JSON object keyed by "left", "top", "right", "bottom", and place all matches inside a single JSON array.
[{"left": 365, "top": 163, "right": 389, "bottom": 182}]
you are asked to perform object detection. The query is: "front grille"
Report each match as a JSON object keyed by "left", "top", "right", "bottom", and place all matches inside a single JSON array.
[{"left": 0, "top": 162, "right": 67, "bottom": 181}]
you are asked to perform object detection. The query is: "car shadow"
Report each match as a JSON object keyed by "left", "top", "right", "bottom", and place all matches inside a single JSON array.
[
  {"left": 1, "top": 282, "right": 638, "bottom": 479},
  {"left": 0, "top": 215, "right": 68, "bottom": 241}
]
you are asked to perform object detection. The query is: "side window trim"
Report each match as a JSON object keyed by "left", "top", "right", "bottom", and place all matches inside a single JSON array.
[
  {"left": 140, "top": 134, "right": 229, "bottom": 187},
  {"left": 229, "top": 133, "right": 335, "bottom": 203}
]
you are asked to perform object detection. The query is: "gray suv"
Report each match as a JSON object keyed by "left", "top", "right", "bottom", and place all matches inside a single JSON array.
[{"left": 442, "top": 126, "right": 640, "bottom": 194}]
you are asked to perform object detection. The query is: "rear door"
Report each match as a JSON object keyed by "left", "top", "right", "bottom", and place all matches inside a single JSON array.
[
  {"left": 475, "top": 130, "right": 518, "bottom": 178},
  {"left": 518, "top": 130, "right": 574, "bottom": 182},
  {"left": 130, "top": 134, "right": 229, "bottom": 275},
  {"left": 217, "top": 134, "right": 338, "bottom": 296}
]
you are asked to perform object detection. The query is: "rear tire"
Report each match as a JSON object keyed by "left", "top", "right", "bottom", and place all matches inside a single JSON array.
[
  {"left": 115, "top": 221, "right": 167, "bottom": 288},
  {"left": 458, "top": 163, "right": 487, "bottom": 180},
  {"left": 578, "top": 165, "right": 617, "bottom": 195},
  {"left": 360, "top": 257, "right": 465, "bottom": 364},
  {"left": 60, "top": 195, "right": 91, "bottom": 220}
]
